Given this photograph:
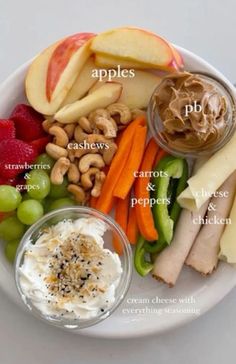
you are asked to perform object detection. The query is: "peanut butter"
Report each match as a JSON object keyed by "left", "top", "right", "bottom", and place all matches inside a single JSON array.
[{"left": 155, "top": 72, "right": 227, "bottom": 152}]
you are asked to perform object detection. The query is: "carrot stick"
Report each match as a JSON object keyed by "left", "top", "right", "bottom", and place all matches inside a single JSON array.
[
  {"left": 113, "top": 196, "right": 130, "bottom": 254},
  {"left": 127, "top": 206, "right": 139, "bottom": 245},
  {"left": 96, "top": 116, "right": 146, "bottom": 213},
  {"left": 134, "top": 138, "right": 160, "bottom": 241},
  {"left": 89, "top": 196, "right": 98, "bottom": 209},
  {"left": 154, "top": 149, "right": 167, "bottom": 166},
  {"left": 113, "top": 125, "right": 147, "bottom": 200}
]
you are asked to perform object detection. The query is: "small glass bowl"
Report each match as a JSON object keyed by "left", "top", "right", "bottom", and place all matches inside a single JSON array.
[
  {"left": 14, "top": 206, "right": 132, "bottom": 330},
  {"left": 148, "top": 72, "right": 236, "bottom": 158}
]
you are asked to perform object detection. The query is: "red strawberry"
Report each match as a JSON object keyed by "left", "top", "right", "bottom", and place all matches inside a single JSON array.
[
  {"left": 0, "top": 139, "right": 37, "bottom": 179},
  {"left": 10, "top": 104, "right": 45, "bottom": 142},
  {"left": 0, "top": 119, "right": 15, "bottom": 141},
  {"left": 30, "top": 135, "right": 51, "bottom": 154},
  {"left": 0, "top": 176, "right": 11, "bottom": 185},
  {"left": 0, "top": 175, "right": 26, "bottom": 187}
]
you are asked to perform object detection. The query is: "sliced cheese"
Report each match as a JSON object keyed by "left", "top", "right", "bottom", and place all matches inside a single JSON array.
[
  {"left": 219, "top": 193, "right": 236, "bottom": 264},
  {"left": 178, "top": 132, "right": 236, "bottom": 211}
]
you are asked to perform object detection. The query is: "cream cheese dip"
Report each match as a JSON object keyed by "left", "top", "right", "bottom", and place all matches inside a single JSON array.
[{"left": 18, "top": 217, "right": 122, "bottom": 320}]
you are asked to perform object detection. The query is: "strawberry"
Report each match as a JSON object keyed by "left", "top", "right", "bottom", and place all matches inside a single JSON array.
[
  {"left": 0, "top": 139, "right": 37, "bottom": 179},
  {"left": 0, "top": 176, "right": 11, "bottom": 185},
  {"left": 10, "top": 104, "right": 45, "bottom": 142},
  {"left": 0, "top": 175, "right": 26, "bottom": 187},
  {"left": 0, "top": 119, "right": 16, "bottom": 141},
  {"left": 30, "top": 135, "right": 51, "bottom": 154}
]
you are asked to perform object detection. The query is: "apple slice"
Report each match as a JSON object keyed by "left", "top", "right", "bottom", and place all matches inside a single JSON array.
[
  {"left": 94, "top": 53, "right": 149, "bottom": 69},
  {"left": 47, "top": 33, "right": 95, "bottom": 101},
  {"left": 25, "top": 33, "right": 95, "bottom": 115},
  {"left": 91, "top": 27, "right": 176, "bottom": 71},
  {"left": 55, "top": 82, "right": 123, "bottom": 123},
  {"left": 61, "top": 57, "right": 99, "bottom": 106},
  {"left": 89, "top": 70, "right": 161, "bottom": 109},
  {"left": 171, "top": 45, "right": 184, "bottom": 69}
]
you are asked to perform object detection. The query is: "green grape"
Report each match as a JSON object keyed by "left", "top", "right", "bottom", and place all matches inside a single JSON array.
[
  {"left": 22, "top": 193, "right": 44, "bottom": 204},
  {"left": 49, "top": 177, "right": 69, "bottom": 199},
  {"left": 0, "top": 216, "right": 25, "bottom": 241},
  {"left": 0, "top": 185, "right": 22, "bottom": 212},
  {"left": 5, "top": 239, "right": 20, "bottom": 263},
  {"left": 48, "top": 198, "right": 76, "bottom": 212},
  {"left": 34, "top": 153, "right": 55, "bottom": 174},
  {"left": 17, "top": 200, "right": 44, "bottom": 225},
  {"left": 27, "top": 170, "right": 50, "bottom": 199}
]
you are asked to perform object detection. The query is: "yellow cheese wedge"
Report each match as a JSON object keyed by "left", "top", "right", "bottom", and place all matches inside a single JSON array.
[{"left": 178, "top": 132, "right": 236, "bottom": 211}]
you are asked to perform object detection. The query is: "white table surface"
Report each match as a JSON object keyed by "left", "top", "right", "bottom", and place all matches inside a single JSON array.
[{"left": 1, "top": 0, "right": 236, "bottom": 363}]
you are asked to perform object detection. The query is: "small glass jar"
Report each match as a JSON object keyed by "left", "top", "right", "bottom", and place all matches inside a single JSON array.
[
  {"left": 148, "top": 72, "right": 236, "bottom": 158},
  {"left": 15, "top": 206, "right": 132, "bottom": 330}
]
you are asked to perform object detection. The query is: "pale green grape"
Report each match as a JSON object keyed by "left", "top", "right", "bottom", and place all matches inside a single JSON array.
[
  {"left": 17, "top": 200, "right": 44, "bottom": 225},
  {"left": 0, "top": 185, "right": 22, "bottom": 212},
  {"left": 5, "top": 239, "right": 20, "bottom": 263},
  {"left": 27, "top": 170, "right": 50, "bottom": 199},
  {"left": 48, "top": 198, "right": 76, "bottom": 211},
  {"left": 49, "top": 177, "right": 69, "bottom": 199},
  {"left": 35, "top": 153, "right": 55, "bottom": 175},
  {"left": 22, "top": 193, "right": 44, "bottom": 204},
  {"left": 0, "top": 216, "right": 25, "bottom": 241}
]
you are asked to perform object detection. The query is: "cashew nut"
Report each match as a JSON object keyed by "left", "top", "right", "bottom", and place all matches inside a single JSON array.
[
  {"left": 67, "top": 184, "right": 86, "bottom": 204},
  {"left": 88, "top": 108, "right": 111, "bottom": 133},
  {"left": 64, "top": 124, "right": 76, "bottom": 139},
  {"left": 68, "top": 163, "right": 80, "bottom": 184},
  {"left": 50, "top": 157, "right": 70, "bottom": 185},
  {"left": 131, "top": 108, "right": 146, "bottom": 119},
  {"left": 88, "top": 108, "right": 111, "bottom": 124},
  {"left": 46, "top": 143, "right": 68, "bottom": 160},
  {"left": 74, "top": 147, "right": 99, "bottom": 159},
  {"left": 91, "top": 171, "right": 106, "bottom": 197},
  {"left": 95, "top": 117, "right": 117, "bottom": 138},
  {"left": 85, "top": 134, "right": 117, "bottom": 164},
  {"left": 80, "top": 168, "right": 100, "bottom": 190},
  {"left": 78, "top": 154, "right": 105, "bottom": 173},
  {"left": 74, "top": 126, "right": 90, "bottom": 143},
  {"left": 48, "top": 125, "right": 69, "bottom": 147},
  {"left": 102, "top": 141, "right": 117, "bottom": 165},
  {"left": 78, "top": 116, "right": 93, "bottom": 133},
  {"left": 42, "top": 119, "right": 63, "bottom": 132},
  {"left": 86, "top": 134, "right": 111, "bottom": 145},
  {"left": 107, "top": 103, "right": 132, "bottom": 125},
  {"left": 67, "top": 147, "right": 76, "bottom": 162}
]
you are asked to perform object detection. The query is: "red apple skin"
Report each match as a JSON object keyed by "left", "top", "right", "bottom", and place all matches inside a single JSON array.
[
  {"left": 123, "top": 27, "right": 184, "bottom": 71},
  {"left": 46, "top": 32, "right": 95, "bottom": 101},
  {"left": 171, "top": 46, "right": 184, "bottom": 69}
]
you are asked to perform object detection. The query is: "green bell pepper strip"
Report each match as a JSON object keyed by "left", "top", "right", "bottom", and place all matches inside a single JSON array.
[
  {"left": 134, "top": 235, "right": 153, "bottom": 277},
  {"left": 144, "top": 156, "right": 176, "bottom": 253},
  {"left": 170, "top": 158, "right": 188, "bottom": 226},
  {"left": 144, "top": 156, "right": 188, "bottom": 253}
]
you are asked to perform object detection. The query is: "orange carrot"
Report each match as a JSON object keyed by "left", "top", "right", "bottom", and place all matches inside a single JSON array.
[
  {"left": 89, "top": 196, "right": 98, "bottom": 209},
  {"left": 154, "top": 149, "right": 167, "bottom": 166},
  {"left": 134, "top": 138, "right": 160, "bottom": 241},
  {"left": 115, "top": 129, "right": 124, "bottom": 147},
  {"left": 113, "top": 196, "right": 130, "bottom": 254},
  {"left": 96, "top": 116, "right": 146, "bottom": 213},
  {"left": 113, "top": 125, "right": 147, "bottom": 200},
  {"left": 126, "top": 206, "right": 139, "bottom": 245}
]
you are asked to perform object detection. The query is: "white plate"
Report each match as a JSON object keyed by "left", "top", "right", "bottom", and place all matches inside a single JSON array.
[{"left": 1, "top": 45, "right": 236, "bottom": 339}]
